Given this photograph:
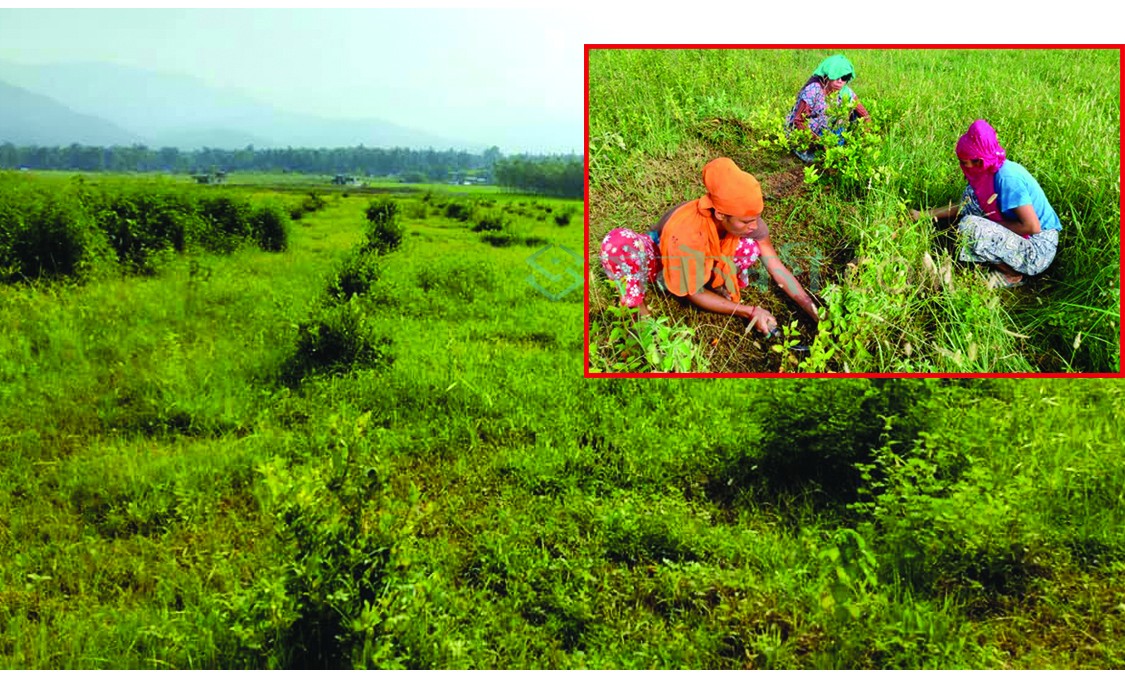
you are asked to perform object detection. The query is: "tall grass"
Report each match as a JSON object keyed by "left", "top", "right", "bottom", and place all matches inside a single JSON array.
[{"left": 3, "top": 175, "right": 1124, "bottom": 668}]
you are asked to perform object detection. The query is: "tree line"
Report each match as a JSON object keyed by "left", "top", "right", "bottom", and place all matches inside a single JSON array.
[
  {"left": 0, "top": 143, "right": 584, "bottom": 198},
  {"left": 492, "top": 156, "right": 583, "bottom": 198}
]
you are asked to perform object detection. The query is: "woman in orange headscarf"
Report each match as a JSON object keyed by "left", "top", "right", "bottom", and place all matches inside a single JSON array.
[{"left": 599, "top": 157, "right": 820, "bottom": 334}]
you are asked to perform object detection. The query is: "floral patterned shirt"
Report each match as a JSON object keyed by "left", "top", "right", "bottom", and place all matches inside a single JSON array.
[{"left": 785, "top": 82, "right": 868, "bottom": 136}]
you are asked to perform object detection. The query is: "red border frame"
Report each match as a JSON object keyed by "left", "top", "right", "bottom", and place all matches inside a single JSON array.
[{"left": 583, "top": 44, "right": 1125, "bottom": 380}]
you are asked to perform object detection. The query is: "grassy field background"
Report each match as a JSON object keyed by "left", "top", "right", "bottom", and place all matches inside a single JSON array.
[
  {"left": 1, "top": 168, "right": 1124, "bottom": 667},
  {"left": 587, "top": 48, "right": 1120, "bottom": 374}
]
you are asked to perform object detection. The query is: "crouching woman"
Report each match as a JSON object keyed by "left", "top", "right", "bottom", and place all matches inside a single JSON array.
[
  {"left": 599, "top": 157, "right": 820, "bottom": 334},
  {"left": 911, "top": 119, "right": 1061, "bottom": 288}
]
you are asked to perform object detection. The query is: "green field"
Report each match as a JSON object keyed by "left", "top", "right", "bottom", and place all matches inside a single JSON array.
[
  {"left": 1, "top": 169, "right": 1124, "bottom": 667},
  {"left": 587, "top": 48, "right": 1121, "bottom": 374}
]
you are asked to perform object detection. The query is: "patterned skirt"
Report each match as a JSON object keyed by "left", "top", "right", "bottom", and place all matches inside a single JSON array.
[{"left": 957, "top": 186, "right": 1059, "bottom": 276}]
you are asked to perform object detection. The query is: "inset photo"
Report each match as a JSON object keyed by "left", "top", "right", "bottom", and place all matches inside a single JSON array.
[{"left": 585, "top": 47, "right": 1121, "bottom": 376}]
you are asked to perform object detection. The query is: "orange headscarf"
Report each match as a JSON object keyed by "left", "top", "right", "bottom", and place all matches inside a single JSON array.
[{"left": 660, "top": 158, "right": 763, "bottom": 303}]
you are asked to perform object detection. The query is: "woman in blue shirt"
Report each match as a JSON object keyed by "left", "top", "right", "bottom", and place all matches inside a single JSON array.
[{"left": 911, "top": 119, "right": 1061, "bottom": 288}]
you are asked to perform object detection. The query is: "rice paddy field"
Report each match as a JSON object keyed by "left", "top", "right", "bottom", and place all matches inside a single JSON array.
[{"left": 586, "top": 47, "right": 1121, "bottom": 374}]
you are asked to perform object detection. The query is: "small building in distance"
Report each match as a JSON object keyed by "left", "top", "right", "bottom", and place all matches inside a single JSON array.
[
  {"left": 193, "top": 170, "right": 227, "bottom": 185},
  {"left": 448, "top": 171, "right": 489, "bottom": 186}
]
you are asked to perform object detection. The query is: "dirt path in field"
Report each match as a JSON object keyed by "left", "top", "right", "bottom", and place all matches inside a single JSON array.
[{"left": 588, "top": 119, "right": 854, "bottom": 374}]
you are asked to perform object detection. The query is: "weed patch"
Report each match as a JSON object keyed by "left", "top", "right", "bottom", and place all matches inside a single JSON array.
[{"left": 280, "top": 301, "right": 395, "bottom": 386}]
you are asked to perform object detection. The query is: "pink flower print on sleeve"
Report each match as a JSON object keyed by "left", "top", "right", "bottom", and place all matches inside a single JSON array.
[
  {"left": 733, "top": 237, "right": 761, "bottom": 288},
  {"left": 599, "top": 228, "right": 658, "bottom": 308}
]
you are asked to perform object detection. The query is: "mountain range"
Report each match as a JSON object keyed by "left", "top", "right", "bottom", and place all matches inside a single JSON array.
[{"left": 0, "top": 60, "right": 481, "bottom": 151}]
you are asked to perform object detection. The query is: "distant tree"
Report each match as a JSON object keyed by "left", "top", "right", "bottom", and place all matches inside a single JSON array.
[
  {"left": 0, "top": 142, "right": 17, "bottom": 168},
  {"left": 157, "top": 146, "right": 183, "bottom": 173},
  {"left": 483, "top": 145, "right": 502, "bottom": 167},
  {"left": 493, "top": 155, "right": 583, "bottom": 198}
]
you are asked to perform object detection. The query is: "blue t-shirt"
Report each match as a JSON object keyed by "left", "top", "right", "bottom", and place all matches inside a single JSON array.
[{"left": 994, "top": 160, "right": 1062, "bottom": 232}]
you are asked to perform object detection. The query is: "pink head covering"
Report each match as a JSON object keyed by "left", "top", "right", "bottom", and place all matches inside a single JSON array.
[{"left": 956, "top": 119, "right": 1007, "bottom": 223}]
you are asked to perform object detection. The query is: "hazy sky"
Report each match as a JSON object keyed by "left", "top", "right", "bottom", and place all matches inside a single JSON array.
[
  {"left": 0, "top": 9, "right": 583, "bottom": 154},
  {"left": 0, "top": 7, "right": 1108, "bottom": 154}
]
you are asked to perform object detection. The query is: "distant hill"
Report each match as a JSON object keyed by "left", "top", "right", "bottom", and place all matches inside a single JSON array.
[
  {"left": 0, "top": 60, "right": 481, "bottom": 151},
  {"left": 150, "top": 128, "right": 277, "bottom": 152},
  {"left": 0, "top": 80, "right": 142, "bottom": 147}
]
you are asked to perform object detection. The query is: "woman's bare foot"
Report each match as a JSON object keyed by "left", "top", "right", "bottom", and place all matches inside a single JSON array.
[
  {"left": 987, "top": 267, "right": 1024, "bottom": 289},
  {"left": 995, "top": 263, "right": 1023, "bottom": 286}
]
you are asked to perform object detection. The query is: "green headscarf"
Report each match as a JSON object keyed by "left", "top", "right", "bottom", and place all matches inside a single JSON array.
[{"left": 812, "top": 54, "right": 855, "bottom": 81}]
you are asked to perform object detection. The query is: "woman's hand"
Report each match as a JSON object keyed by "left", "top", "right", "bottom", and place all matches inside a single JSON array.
[
  {"left": 745, "top": 306, "right": 778, "bottom": 335},
  {"left": 918, "top": 203, "right": 959, "bottom": 223}
]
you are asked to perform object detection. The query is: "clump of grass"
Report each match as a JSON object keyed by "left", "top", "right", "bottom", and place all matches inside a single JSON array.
[
  {"left": 290, "top": 191, "right": 328, "bottom": 220},
  {"left": 471, "top": 212, "right": 507, "bottom": 232},
  {"left": 362, "top": 197, "right": 404, "bottom": 255},
  {"left": 280, "top": 301, "right": 394, "bottom": 386},
  {"left": 325, "top": 250, "right": 381, "bottom": 303},
  {"left": 250, "top": 203, "right": 290, "bottom": 252},
  {"left": 443, "top": 200, "right": 475, "bottom": 222},
  {"left": 416, "top": 257, "right": 502, "bottom": 303}
]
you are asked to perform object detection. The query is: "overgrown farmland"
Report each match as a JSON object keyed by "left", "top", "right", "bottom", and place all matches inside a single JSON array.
[
  {"left": 0, "top": 166, "right": 1120, "bottom": 666},
  {"left": 587, "top": 48, "right": 1120, "bottom": 373},
  {"left": 1, "top": 154, "right": 1124, "bottom": 667}
]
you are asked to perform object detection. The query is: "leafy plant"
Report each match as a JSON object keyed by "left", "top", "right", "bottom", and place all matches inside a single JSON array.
[
  {"left": 471, "top": 212, "right": 507, "bottom": 232},
  {"left": 326, "top": 250, "right": 381, "bottom": 303},
  {"left": 442, "top": 200, "right": 475, "bottom": 222},
  {"left": 6, "top": 190, "right": 109, "bottom": 279},
  {"left": 817, "top": 527, "right": 882, "bottom": 621},
  {"left": 590, "top": 292, "right": 710, "bottom": 373},
  {"left": 633, "top": 315, "right": 710, "bottom": 372},
  {"left": 363, "top": 198, "right": 405, "bottom": 255},
  {"left": 239, "top": 414, "right": 425, "bottom": 667},
  {"left": 364, "top": 197, "right": 398, "bottom": 225},
  {"left": 280, "top": 300, "right": 395, "bottom": 386},
  {"left": 554, "top": 208, "right": 576, "bottom": 226},
  {"left": 198, "top": 194, "right": 254, "bottom": 247},
  {"left": 250, "top": 204, "right": 290, "bottom": 252}
]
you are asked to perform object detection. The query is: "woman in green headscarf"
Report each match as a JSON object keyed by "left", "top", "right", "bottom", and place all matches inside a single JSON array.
[{"left": 785, "top": 54, "right": 871, "bottom": 161}]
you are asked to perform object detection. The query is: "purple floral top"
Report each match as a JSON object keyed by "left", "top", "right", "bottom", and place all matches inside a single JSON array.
[
  {"left": 786, "top": 82, "right": 831, "bottom": 135},
  {"left": 785, "top": 82, "right": 864, "bottom": 136}
]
